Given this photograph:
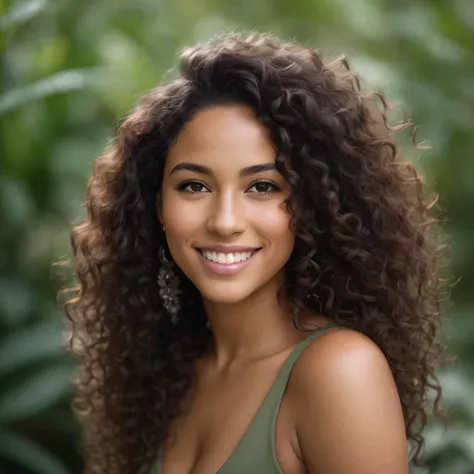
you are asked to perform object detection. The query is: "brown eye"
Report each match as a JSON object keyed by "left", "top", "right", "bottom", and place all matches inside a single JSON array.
[
  {"left": 177, "top": 181, "right": 210, "bottom": 193},
  {"left": 247, "top": 181, "right": 279, "bottom": 194}
]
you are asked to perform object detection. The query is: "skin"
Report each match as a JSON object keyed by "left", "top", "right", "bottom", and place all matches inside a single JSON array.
[{"left": 157, "top": 104, "right": 409, "bottom": 473}]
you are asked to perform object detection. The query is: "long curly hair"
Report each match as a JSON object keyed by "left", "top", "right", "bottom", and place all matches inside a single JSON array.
[{"left": 60, "top": 32, "right": 450, "bottom": 473}]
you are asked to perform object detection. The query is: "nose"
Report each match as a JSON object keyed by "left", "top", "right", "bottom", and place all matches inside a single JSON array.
[{"left": 206, "top": 189, "right": 246, "bottom": 237}]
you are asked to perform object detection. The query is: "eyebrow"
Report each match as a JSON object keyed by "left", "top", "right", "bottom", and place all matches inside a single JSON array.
[{"left": 169, "top": 162, "right": 277, "bottom": 177}]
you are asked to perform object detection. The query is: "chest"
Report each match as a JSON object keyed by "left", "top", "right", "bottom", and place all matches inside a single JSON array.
[{"left": 159, "top": 357, "right": 305, "bottom": 474}]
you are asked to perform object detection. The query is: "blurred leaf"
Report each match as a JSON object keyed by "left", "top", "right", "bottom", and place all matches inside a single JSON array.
[
  {"left": 423, "top": 425, "right": 474, "bottom": 463},
  {"left": 0, "top": 430, "right": 70, "bottom": 474},
  {"left": 0, "top": 277, "right": 35, "bottom": 325},
  {"left": 0, "top": 68, "right": 101, "bottom": 115},
  {"left": 0, "top": 0, "right": 473, "bottom": 472},
  {"left": 440, "top": 370, "right": 474, "bottom": 416},
  {"left": 0, "top": 319, "right": 65, "bottom": 376},
  {"left": 0, "top": 0, "right": 48, "bottom": 31},
  {"left": 0, "top": 362, "right": 72, "bottom": 423},
  {"left": 0, "top": 175, "right": 35, "bottom": 227}
]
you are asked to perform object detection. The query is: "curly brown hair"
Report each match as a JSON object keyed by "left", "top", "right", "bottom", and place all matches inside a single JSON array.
[{"left": 60, "top": 32, "right": 449, "bottom": 474}]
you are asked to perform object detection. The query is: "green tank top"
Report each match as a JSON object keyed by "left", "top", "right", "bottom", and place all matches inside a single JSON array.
[{"left": 154, "top": 323, "right": 337, "bottom": 474}]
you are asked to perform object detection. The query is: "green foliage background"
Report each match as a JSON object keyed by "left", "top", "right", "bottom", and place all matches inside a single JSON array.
[{"left": 1, "top": 0, "right": 473, "bottom": 473}]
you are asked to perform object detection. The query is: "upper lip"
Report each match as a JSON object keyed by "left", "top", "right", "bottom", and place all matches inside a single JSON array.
[{"left": 196, "top": 245, "right": 261, "bottom": 253}]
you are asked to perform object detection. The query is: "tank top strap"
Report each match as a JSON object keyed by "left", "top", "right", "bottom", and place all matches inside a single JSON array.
[
  {"left": 218, "top": 323, "right": 338, "bottom": 473},
  {"left": 256, "top": 322, "right": 338, "bottom": 423}
]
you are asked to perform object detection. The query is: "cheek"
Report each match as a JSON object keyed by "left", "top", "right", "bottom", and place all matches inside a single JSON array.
[
  {"left": 253, "top": 203, "right": 294, "bottom": 248},
  {"left": 161, "top": 196, "right": 204, "bottom": 262}
]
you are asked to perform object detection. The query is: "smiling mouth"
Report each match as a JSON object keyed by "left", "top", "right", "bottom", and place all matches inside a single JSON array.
[{"left": 196, "top": 249, "right": 260, "bottom": 265}]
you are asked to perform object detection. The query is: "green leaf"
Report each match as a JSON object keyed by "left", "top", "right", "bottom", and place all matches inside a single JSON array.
[
  {"left": 0, "top": 68, "right": 101, "bottom": 115},
  {"left": 446, "top": 373, "right": 474, "bottom": 413},
  {"left": 0, "top": 430, "right": 70, "bottom": 474},
  {"left": 0, "top": 0, "right": 48, "bottom": 31},
  {"left": 0, "top": 363, "right": 72, "bottom": 423},
  {"left": 0, "top": 176, "right": 35, "bottom": 229},
  {"left": 0, "top": 319, "right": 66, "bottom": 376},
  {"left": 0, "top": 276, "right": 34, "bottom": 325}
]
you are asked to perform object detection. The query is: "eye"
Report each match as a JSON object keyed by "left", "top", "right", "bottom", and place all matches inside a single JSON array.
[
  {"left": 247, "top": 180, "right": 280, "bottom": 195},
  {"left": 177, "top": 180, "right": 210, "bottom": 194}
]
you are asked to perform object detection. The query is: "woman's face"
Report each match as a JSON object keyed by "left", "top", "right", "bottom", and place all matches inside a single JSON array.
[{"left": 159, "top": 103, "right": 295, "bottom": 305}]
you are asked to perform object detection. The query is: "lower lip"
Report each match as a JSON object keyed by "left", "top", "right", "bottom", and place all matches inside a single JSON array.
[{"left": 195, "top": 249, "right": 260, "bottom": 276}]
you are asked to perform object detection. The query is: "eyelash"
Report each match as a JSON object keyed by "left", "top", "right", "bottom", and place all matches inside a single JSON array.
[
  {"left": 247, "top": 180, "right": 280, "bottom": 195},
  {"left": 177, "top": 180, "right": 209, "bottom": 194},
  {"left": 176, "top": 180, "right": 280, "bottom": 195}
]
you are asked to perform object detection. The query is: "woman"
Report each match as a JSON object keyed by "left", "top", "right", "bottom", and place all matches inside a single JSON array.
[{"left": 62, "top": 32, "right": 448, "bottom": 474}]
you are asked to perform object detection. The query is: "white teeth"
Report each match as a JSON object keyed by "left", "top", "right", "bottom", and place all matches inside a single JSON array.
[{"left": 201, "top": 250, "right": 256, "bottom": 264}]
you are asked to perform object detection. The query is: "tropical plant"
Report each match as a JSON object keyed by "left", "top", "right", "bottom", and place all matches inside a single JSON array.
[{"left": 0, "top": 0, "right": 472, "bottom": 473}]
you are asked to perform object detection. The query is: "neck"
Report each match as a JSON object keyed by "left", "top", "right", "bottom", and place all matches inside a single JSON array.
[{"left": 202, "top": 282, "right": 303, "bottom": 370}]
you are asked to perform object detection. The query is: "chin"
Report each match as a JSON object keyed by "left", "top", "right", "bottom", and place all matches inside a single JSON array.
[{"left": 197, "top": 284, "right": 256, "bottom": 306}]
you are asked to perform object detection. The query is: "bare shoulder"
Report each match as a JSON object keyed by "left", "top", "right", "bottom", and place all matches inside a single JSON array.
[
  {"left": 287, "top": 327, "right": 409, "bottom": 474},
  {"left": 292, "top": 326, "right": 392, "bottom": 384}
]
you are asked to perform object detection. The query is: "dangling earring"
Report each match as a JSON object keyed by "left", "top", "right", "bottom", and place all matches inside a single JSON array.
[{"left": 157, "top": 238, "right": 181, "bottom": 325}]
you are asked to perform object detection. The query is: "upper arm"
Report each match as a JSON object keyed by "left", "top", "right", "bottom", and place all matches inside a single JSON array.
[{"left": 289, "top": 328, "right": 409, "bottom": 474}]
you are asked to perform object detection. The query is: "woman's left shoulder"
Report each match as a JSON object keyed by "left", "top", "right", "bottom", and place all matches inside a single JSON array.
[
  {"left": 287, "top": 326, "right": 409, "bottom": 473},
  {"left": 292, "top": 325, "right": 392, "bottom": 385}
]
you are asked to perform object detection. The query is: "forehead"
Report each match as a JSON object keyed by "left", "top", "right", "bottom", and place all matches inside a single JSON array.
[{"left": 165, "top": 104, "right": 277, "bottom": 173}]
